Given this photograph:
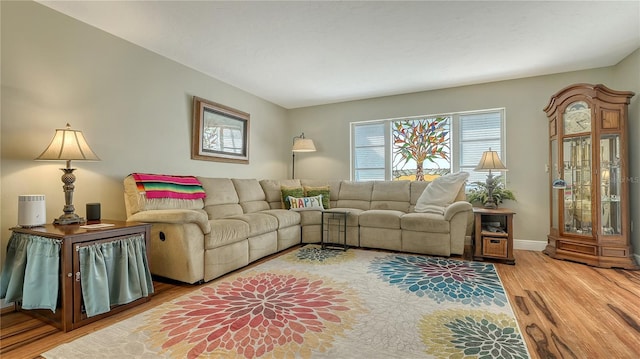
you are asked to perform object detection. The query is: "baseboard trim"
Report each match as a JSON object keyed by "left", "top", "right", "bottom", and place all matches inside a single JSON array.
[
  {"left": 514, "top": 241, "right": 640, "bottom": 265},
  {"left": 514, "top": 239, "right": 546, "bottom": 251}
]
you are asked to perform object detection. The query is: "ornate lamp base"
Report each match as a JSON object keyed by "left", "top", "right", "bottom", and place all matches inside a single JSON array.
[
  {"left": 54, "top": 213, "right": 85, "bottom": 225},
  {"left": 53, "top": 166, "right": 85, "bottom": 225},
  {"left": 483, "top": 171, "right": 498, "bottom": 209},
  {"left": 483, "top": 201, "right": 497, "bottom": 209}
]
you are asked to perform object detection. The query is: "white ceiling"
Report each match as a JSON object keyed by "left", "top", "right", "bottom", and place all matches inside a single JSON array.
[{"left": 39, "top": 1, "right": 640, "bottom": 109}]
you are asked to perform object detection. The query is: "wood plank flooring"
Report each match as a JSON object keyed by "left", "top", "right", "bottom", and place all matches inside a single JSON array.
[
  {"left": 1, "top": 249, "right": 639, "bottom": 358},
  {"left": 497, "top": 250, "right": 640, "bottom": 359}
]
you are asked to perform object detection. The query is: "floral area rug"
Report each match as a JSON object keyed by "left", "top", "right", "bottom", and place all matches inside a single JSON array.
[{"left": 43, "top": 245, "right": 530, "bottom": 358}]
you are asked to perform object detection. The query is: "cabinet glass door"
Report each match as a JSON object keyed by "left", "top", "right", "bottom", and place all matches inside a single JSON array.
[
  {"left": 563, "top": 136, "right": 592, "bottom": 235},
  {"left": 550, "top": 139, "right": 558, "bottom": 229},
  {"left": 600, "top": 135, "right": 621, "bottom": 235}
]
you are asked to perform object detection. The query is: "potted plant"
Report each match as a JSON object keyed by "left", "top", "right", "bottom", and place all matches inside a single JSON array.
[{"left": 467, "top": 176, "right": 516, "bottom": 207}]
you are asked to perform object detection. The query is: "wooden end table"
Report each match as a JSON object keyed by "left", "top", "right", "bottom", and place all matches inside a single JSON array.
[
  {"left": 7, "top": 220, "right": 151, "bottom": 331},
  {"left": 473, "top": 208, "right": 516, "bottom": 265}
]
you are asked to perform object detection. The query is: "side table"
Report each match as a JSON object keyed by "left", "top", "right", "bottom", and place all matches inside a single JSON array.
[
  {"left": 4, "top": 220, "right": 152, "bottom": 331},
  {"left": 473, "top": 208, "right": 516, "bottom": 265},
  {"left": 321, "top": 211, "right": 349, "bottom": 250}
]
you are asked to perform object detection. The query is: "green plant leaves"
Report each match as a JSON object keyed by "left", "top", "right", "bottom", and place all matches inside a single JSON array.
[{"left": 466, "top": 177, "right": 516, "bottom": 206}]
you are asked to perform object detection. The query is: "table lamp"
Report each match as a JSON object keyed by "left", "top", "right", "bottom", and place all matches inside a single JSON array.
[
  {"left": 474, "top": 147, "right": 508, "bottom": 209},
  {"left": 36, "top": 123, "right": 100, "bottom": 224}
]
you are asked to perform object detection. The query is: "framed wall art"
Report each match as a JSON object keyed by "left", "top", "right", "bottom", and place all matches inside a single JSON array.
[{"left": 192, "top": 96, "right": 249, "bottom": 164}]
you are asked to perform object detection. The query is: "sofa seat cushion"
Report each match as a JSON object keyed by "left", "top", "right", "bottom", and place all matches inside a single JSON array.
[
  {"left": 401, "top": 213, "right": 450, "bottom": 233},
  {"left": 297, "top": 208, "right": 364, "bottom": 226},
  {"left": 230, "top": 212, "right": 279, "bottom": 237},
  {"left": 205, "top": 219, "right": 251, "bottom": 249},
  {"left": 324, "top": 208, "right": 363, "bottom": 226},
  {"left": 359, "top": 210, "right": 404, "bottom": 229},
  {"left": 262, "top": 209, "right": 301, "bottom": 228},
  {"left": 298, "top": 210, "right": 321, "bottom": 226}
]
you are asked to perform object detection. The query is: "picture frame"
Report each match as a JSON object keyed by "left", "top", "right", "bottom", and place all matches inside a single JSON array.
[{"left": 192, "top": 96, "right": 250, "bottom": 164}]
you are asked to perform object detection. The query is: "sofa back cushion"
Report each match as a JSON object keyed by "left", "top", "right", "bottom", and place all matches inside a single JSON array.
[
  {"left": 260, "top": 179, "right": 302, "bottom": 209},
  {"left": 336, "top": 181, "right": 373, "bottom": 210},
  {"left": 300, "top": 179, "right": 342, "bottom": 209},
  {"left": 198, "top": 177, "right": 243, "bottom": 219},
  {"left": 409, "top": 180, "right": 467, "bottom": 211},
  {"left": 370, "top": 181, "right": 410, "bottom": 212},
  {"left": 410, "top": 181, "right": 429, "bottom": 212},
  {"left": 123, "top": 175, "right": 204, "bottom": 217},
  {"left": 232, "top": 178, "right": 270, "bottom": 213}
]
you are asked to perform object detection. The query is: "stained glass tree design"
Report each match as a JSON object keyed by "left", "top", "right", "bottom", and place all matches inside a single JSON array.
[{"left": 392, "top": 117, "right": 450, "bottom": 181}]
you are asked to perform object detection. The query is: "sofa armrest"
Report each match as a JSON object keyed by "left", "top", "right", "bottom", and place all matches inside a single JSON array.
[
  {"left": 443, "top": 201, "right": 472, "bottom": 221},
  {"left": 444, "top": 201, "right": 473, "bottom": 255},
  {"left": 128, "top": 209, "right": 211, "bottom": 234}
]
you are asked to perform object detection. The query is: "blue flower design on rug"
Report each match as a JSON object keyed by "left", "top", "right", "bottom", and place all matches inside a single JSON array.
[
  {"left": 420, "top": 309, "right": 529, "bottom": 358},
  {"left": 284, "top": 245, "right": 355, "bottom": 264},
  {"left": 370, "top": 255, "right": 507, "bottom": 306}
]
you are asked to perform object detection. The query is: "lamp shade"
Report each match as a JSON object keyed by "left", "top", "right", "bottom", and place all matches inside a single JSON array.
[
  {"left": 292, "top": 138, "right": 316, "bottom": 152},
  {"left": 292, "top": 133, "right": 316, "bottom": 152},
  {"left": 36, "top": 123, "right": 100, "bottom": 161},
  {"left": 475, "top": 148, "right": 507, "bottom": 171}
]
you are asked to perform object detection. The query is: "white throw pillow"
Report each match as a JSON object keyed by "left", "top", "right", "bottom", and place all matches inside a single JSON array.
[
  {"left": 415, "top": 172, "right": 469, "bottom": 212},
  {"left": 287, "top": 195, "right": 325, "bottom": 211}
]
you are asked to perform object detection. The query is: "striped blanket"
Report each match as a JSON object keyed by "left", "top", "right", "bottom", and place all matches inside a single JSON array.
[{"left": 131, "top": 173, "right": 206, "bottom": 200}]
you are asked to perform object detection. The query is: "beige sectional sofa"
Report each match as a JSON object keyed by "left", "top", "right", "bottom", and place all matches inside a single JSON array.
[{"left": 123, "top": 175, "right": 473, "bottom": 284}]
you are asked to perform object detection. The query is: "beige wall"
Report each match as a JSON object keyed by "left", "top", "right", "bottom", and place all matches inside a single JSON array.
[
  {"left": 289, "top": 64, "right": 639, "bottom": 250},
  {"left": 1, "top": 1, "right": 289, "bottom": 258}
]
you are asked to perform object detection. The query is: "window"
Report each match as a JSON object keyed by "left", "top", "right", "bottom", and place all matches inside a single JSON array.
[
  {"left": 352, "top": 122, "right": 386, "bottom": 181},
  {"left": 458, "top": 111, "right": 504, "bottom": 184},
  {"left": 351, "top": 109, "right": 505, "bottom": 183}
]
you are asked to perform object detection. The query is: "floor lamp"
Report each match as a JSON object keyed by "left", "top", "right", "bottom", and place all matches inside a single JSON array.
[
  {"left": 474, "top": 147, "right": 508, "bottom": 209},
  {"left": 292, "top": 132, "right": 316, "bottom": 179},
  {"left": 36, "top": 123, "right": 100, "bottom": 225}
]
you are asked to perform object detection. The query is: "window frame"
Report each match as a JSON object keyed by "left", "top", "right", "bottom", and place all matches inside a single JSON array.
[{"left": 350, "top": 108, "right": 506, "bottom": 183}]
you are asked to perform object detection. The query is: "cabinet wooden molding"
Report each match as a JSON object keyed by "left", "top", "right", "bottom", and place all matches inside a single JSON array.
[{"left": 543, "top": 83, "right": 638, "bottom": 269}]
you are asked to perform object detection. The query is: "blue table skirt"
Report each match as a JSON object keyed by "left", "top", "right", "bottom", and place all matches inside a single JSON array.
[{"left": 1, "top": 232, "right": 153, "bottom": 317}]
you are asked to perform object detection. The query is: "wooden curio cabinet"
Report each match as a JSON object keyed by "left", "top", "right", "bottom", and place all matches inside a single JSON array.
[{"left": 544, "top": 83, "right": 637, "bottom": 269}]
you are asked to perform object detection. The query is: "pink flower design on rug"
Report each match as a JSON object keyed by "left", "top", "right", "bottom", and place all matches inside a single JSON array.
[{"left": 140, "top": 271, "right": 365, "bottom": 358}]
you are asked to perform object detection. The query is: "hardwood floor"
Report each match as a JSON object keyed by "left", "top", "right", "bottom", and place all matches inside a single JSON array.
[
  {"left": 0, "top": 280, "right": 191, "bottom": 359},
  {"left": 496, "top": 250, "right": 640, "bottom": 359},
  {"left": 1, "top": 249, "right": 639, "bottom": 358}
]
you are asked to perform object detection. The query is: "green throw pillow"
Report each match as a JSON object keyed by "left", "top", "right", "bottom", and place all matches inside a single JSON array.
[
  {"left": 281, "top": 185, "right": 304, "bottom": 209},
  {"left": 304, "top": 186, "right": 330, "bottom": 209}
]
